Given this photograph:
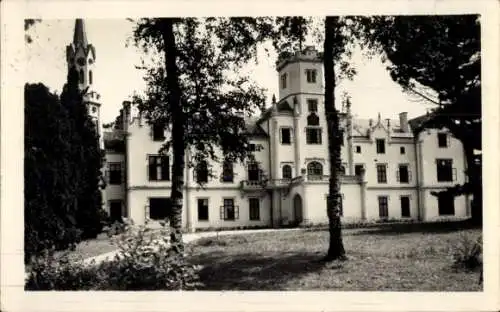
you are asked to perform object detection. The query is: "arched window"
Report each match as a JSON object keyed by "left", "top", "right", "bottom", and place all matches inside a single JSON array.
[
  {"left": 79, "top": 69, "right": 84, "bottom": 84},
  {"left": 196, "top": 161, "right": 208, "bottom": 183},
  {"left": 89, "top": 70, "right": 93, "bottom": 84},
  {"left": 307, "top": 161, "right": 323, "bottom": 180},
  {"left": 282, "top": 165, "right": 292, "bottom": 180},
  {"left": 307, "top": 113, "right": 319, "bottom": 126}
]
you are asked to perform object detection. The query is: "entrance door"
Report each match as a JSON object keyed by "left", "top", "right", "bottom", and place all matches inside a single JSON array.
[
  {"left": 293, "top": 194, "right": 303, "bottom": 225},
  {"left": 109, "top": 201, "right": 123, "bottom": 222}
]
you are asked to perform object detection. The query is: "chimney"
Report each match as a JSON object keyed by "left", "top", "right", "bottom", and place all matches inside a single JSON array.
[
  {"left": 399, "top": 112, "right": 409, "bottom": 132},
  {"left": 122, "top": 101, "right": 131, "bottom": 130}
]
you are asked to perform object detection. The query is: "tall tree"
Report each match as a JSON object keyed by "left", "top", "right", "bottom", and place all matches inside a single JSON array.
[
  {"left": 355, "top": 15, "right": 482, "bottom": 224},
  {"left": 323, "top": 16, "right": 346, "bottom": 261},
  {"left": 132, "top": 18, "right": 271, "bottom": 252},
  {"left": 24, "top": 83, "right": 81, "bottom": 262},
  {"left": 60, "top": 67, "right": 105, "bottom": 239}
]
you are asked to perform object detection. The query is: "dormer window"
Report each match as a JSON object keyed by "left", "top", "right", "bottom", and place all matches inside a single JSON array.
[
  {"left": 376, "top": 139, "right": 386, "bottom": 154},
  {"left": 306, "top": 69, "right": 317, "bottom": 83},
  {"left": 152, "top": 123, "right": 165, "bottom": 141},
  {"left": 281, "top": 73, "right": 287, "bottom": 89},
  {"left": 438, "top": 133, "right": 448, "bottom": 148}
]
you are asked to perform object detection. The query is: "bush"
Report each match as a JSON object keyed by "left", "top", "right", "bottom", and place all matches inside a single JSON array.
[
  {"left": 449, "top": 233, "right": 482, "bottom": 271},
  {"left": 26, "top": 222, "right": 202, "bottom": 290}
]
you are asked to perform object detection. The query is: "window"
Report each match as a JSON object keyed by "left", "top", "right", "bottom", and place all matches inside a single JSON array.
[
  {"left": 149, "top": 198, "right": 171, "bottom": 220},
  {"left": 221, "top": 160, "right": 234, "bottom": 183},
  {"left": 376, "top": 164, "right": 387, "bottom": 183},
  {"left": 79, "top": 69, "right": 84, "bottom": 84},
  {"left": 89, "top": 70, "right": 93, "bottom": 84},
  {"left": 436, "top": 159, "right": 454, "bottom": 182},
  {"left": 378, "top": 196, "right": 389, "bottom": 218},
  {"left": 355, "top": 146, "right": 361, "bottom": 153},
  {"left": 400, "top": 146, "right": 405, "bottom": 154},
  {"left": 306, "top": 69, "right": 317, "bottom": 83},
  {"left": 306, "top": 128, "right": 322, "bottom": 144},
  {"left": 152, "top": 123, "right": 165, "bottom": 141},
  {"left": 247, "top": 162, "right": 260, "bottom": 181},
  {"left": 108, "top": 162, "right": 122, "bottom": 185},
  {"left": 376, "top": 139, "right": 385, "bottom": 154},
  {"left": 220, "top": 198, "right": 238, "bottom": 221},
  {"left": 307, "top": 161, "right": 323, "bottom": 179},
  {"left": 438, "top": 193, "right": 455, "bottom": 215},
  {"left": 281, "top": 128, "right": 291, "bottom": 144},
  {"left": 307, "top": 113, "right": 319, "bottom": 125},
  {"left": 281, "top": 73, "right": 287, "bottom": 89},
  {"left": 397, "top": 164, "right": 410, "bottom": 183},
  {"left": 249, "top": 198, "right": 260, "bottom": 220},
  {"left": 354, "top": 164, "right": 364, "bottom": 176},
  {"left": 196, "top": 161, "right": 209, "bottom": 183},
  {"left": 248, "top": 143, "right": 256, "bottom": 151},
  {"left": 307, "top": 99, "right": 318, "bottom": 112},
  {"left": 197, "top": 198, "right": 209, "bottom": 221},
  {"left": 438, "top": 133, "right": 448, "bottom": 148},
  {"left": 282, "top": 165, "right": 292, "bottom": 180},
  {"left": 400, "top": 196, "right": 410, "bottom": 217},
  {"left": 148, "top": 155, "right": 170, "bottom": 181}
]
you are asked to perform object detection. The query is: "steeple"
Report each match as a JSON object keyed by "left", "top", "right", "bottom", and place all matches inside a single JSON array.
[{"left": 73, "top": 19, "right": 88, "bottom": 47}]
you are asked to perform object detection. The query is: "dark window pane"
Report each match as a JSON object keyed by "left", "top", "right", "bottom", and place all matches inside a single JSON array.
[
  {"left": 197, "top": 198, "right": 209, "bottom": 221},
  {"left": 401, "top": 196, "right": 410, "bottom": 217},
  {"left": 376, "top": 139, "right": 385, "bottom": 154}
]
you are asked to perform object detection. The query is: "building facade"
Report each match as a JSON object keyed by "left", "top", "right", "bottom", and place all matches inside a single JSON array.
[{"left": 69, "top": 20, "right": 472, "bottom": 231}]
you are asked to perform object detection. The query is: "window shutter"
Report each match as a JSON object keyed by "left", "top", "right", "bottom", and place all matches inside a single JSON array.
[
  {"left": 220, "top": 205, "right": 224, "bottom": 220},
  {"left": 161, "top": 156, "right": 169, "bottom": 180},
  {"left": 396, "top": 169, "right": 400, "bottom": 182},
  {"left": 453, "top": 168, "right": 457, "bottom": 181},
  {"left": 235, "top": 205, "right": 239, "bottom": 219},
  {"left": 447, "top": 135, "right": 450, "bottom": 146},
  {"left": 145, "top": 205, "right": 150, "bottom": 220},
  {"left": 409, "top": 170, "right": 412, "bottom": 182}
]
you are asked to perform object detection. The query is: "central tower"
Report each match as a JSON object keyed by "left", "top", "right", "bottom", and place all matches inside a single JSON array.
[{"left": 66, "top": 19, "right": 103, "bottom": 148}]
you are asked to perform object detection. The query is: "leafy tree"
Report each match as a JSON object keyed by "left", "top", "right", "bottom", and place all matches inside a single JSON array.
[
  {"left": 323, "top": 16, "right": 347, "bottom": 261},
  {"left": 25, "top": 83, "right": 81, "bottom": 262},
  {"left": 24, "top": 19, "right": 41, "bottom": 43},
  {"left": 131, "top": 18, "right": 270, "bottom": 251},
  {"left": 60, "top": 67, "right": 106, "bottom": 239},
  {"left": 355, "top": 15, "right": 482, "bottom": 224}
]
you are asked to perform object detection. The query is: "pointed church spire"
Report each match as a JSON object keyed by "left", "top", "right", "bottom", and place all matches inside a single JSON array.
[{"left": 73, "top": 19, "right": 88, "bottom": 46}]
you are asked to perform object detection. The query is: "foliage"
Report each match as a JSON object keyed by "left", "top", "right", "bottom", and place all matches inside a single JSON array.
[
  {"left": 131, "top": 18, "right": 269, "bottom": 168},
  {"left": 60, "top": 67, "right": 106, "bottom": 239},
  {"left": 24, "top": 19, "right": 41, "bottom": 43},
  {"left": 25, "top": 68, "right": 105, "bottom": 262},
  {"left": 24, "top": 83, "right": 82, "bottom": 262},
  {"left": 449, "top": 233, "right": 482, "bottom": 271},
  {"left": 26, "top": 222, "right": 202, "bottom": 290}
]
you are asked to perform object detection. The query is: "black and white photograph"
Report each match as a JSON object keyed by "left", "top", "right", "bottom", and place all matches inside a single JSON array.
[{"left": 1, "top": 0, "right": 499, "bottom": 311}]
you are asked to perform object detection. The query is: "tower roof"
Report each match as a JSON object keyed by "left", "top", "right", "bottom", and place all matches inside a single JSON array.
[{"left": 73, "top": 19, "right": 88, "bottom": 46}]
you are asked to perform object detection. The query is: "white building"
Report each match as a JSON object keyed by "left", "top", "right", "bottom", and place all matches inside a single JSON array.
[{"left": 69, "top": 20, "right": 472, "bottom": 231}]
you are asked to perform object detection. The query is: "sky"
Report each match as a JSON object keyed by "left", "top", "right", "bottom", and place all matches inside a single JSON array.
[{"left": 25, "top": 19, "right": 435, "bottom": 124}]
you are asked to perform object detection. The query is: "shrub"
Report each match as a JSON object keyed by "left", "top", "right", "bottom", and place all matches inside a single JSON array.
[
  {"left": 449, "top": 233, "right": 482, "bottom": 271},
  {"left": 26, "top": 222, "right": 202, "bottom": 290}
]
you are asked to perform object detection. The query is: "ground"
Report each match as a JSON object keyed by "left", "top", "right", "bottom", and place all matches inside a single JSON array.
[{"left": 187, "top": 223, "right": 482, "bottom": 291}]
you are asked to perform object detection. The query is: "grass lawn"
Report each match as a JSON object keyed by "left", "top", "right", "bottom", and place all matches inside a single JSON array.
[
  {"left": 57, "top": 233, "right": 118, "bottom": 261},
  {"left": 188, "top": 223, "right": 482, "bottom": 291}
]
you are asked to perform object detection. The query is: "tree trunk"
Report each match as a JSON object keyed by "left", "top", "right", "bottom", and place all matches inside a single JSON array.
[
  {"left": 463, "top": 143, "right": 482, "bottom": 225},
  {"left": 161, "top": 18, "right": 185, "bottom": 254},
  {"left": 323, "top": 16, "right": 346, "bottom": 261}
]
